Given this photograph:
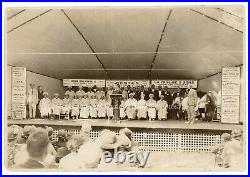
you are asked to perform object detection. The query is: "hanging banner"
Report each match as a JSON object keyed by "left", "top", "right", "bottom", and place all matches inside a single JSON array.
[
  {"left": 221, "top": 67, "right": 241, "bottom": 124},
  {"left": 63, "top": 79, "right": 105, "bottom": 87},
  {"left": 12, "top": 67, "right": 26, "bottom": 119},
  {"left": 106, "top": 80, "right": 150, "bottom": 88},
  {"left": 151, "top": 80, "right": 197, "bottom": 88},
  {"left": 222, "top": 67, "right": 241, "bottom": 95}
]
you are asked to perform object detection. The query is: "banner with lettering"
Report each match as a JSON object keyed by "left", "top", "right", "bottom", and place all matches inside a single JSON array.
[
  {"left": 151, "top": 80, "right": 198, "bottom": 88},
  {"left": 106, "top": 80, "right": 150, "bottom": 88},
  {"left": 63, "top": 79, "right": 105, "bottom": 87},
  {"left": 221, "top": 67, "right": 241, "bottom": 124},
  {"left": 12, "top": 67, "right": 26, "bottom": 119}
]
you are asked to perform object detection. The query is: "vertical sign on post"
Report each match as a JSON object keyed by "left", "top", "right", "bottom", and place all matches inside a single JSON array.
[
  {"left": 12, "top": 67, "right": 26, "bottom": 119},
  {"left": 221, "top": 67, "right": 241, "bottom": 124}
]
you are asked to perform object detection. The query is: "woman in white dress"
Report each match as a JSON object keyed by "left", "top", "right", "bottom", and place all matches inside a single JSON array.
[
  {"left": 79, "top": 93, "right": 90, "bottom": 119},
  {"left": 51, "top": 93, "right": 62, "bottom": 119},
  {"left": 89, "top": 95, "right": 98, "bottom": 119},
  {"left": 61, "top": 94, "right": 71, "bottom": 119},
  {"left": 125, "top": 93, "right": 137, "bottom": 120},
  {"left": 97, "top": 95, "right": 107, "bottom": 119},
  {"left": 137, "top": 94, "right": 147, "bottom": 120},
  {"left": 157, "top": 95, "right": 168, "bottom": 120},
  {"left": 106, "top": 98, "right": 114, "bottom": 120},
  {"left": 147, "top": 94, "right": 157, "bottom": 121},
  {"left": 76, "top": 86, "right": 85, "bottom": 99},
  {"left": 39, "top": 92, "right": 51, "bottom": 118},
  {"left": 119, "top": 97, "right": 127, "bottom": 119},
  {"left": 71, "top": 95, "right": 80, "bottom": 119}
]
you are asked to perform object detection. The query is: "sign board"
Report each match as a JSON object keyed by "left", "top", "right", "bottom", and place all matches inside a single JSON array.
[
  {"left": 63, "top": 79, "right": 105, "bottom": 87},
  {"left": 106, "top": 80, "right": 150, "bottom": 88},
  {"left": 151, "top": 80, "right": 197, "bottom": 88},
  {"left": 221, "top": 67, "right": 241, "bottom": 124},
  {"left": 12, "top": 67, "right": 26, "bottom": 119}
]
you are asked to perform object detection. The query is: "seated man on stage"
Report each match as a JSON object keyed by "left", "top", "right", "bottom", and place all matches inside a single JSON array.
[
  {"left": 89, "top": 94, "right": 98, "bottom": 119},
  {"left": 125, "top": 93, "right": 137, "bottom": 120},
  {"left": 61, "top": 94, "right": 71, "bottom": 119},
  {"left": 51, "top": 93, "right": 62, "bottom": 119},
  {"left": 147, "top": 94, "right": 157, "bottom": 121},
  {"left": 39, "top": 92, "right": 51, "bottom": 119},
  {"left": 137, "top": 94, "right": 147, "bottom": 120},
  {"left": 79, "top": 93, "right": 90, "bottom": 119},
  {"left": 157, "top": 95, "right": 168, "bottom": 120},
  {"left": 70, "top": 95, "right": 80, "bottom": 119},
  {"left": 119, "top": 96, "right": 127, "bottom": 120},
  {"left": 97, "top": 95, "right": 107, "bottom": 119},
  {"left": 172, "top": 95, "right": 182, "bottom": 120}
]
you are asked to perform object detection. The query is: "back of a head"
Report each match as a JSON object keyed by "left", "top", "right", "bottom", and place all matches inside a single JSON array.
[{"left": 26, "top": 129, "right": 49, "bottom": 158}]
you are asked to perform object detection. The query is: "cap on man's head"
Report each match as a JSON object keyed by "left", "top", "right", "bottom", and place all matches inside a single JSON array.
[{"left": 26, "top": 129, "right": 49, "bottom": 158}]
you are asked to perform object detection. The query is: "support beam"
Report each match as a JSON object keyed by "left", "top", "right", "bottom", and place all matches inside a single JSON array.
[
  {"left": 61, "top": 9, "right": 110, "bottom": 79},
  {"left": 147, "top": 10, "right": 172, "bottom": 79},
  {"left": 7, "top": 9, "right": 26, "bottom": 20}
]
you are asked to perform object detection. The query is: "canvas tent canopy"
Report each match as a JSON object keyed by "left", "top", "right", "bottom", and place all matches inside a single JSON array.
[{"left": 6, "top": 6, "right": 244, "bottom": 80}]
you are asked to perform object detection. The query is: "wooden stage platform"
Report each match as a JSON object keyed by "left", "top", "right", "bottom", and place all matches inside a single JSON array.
[{"left": 8, "top": 118, "right": 242, "bottom": 134}]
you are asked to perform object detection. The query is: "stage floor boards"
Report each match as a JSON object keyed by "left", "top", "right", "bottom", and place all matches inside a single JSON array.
[{"left": 8, "top": 118, "right": 242, "bottom": 131}]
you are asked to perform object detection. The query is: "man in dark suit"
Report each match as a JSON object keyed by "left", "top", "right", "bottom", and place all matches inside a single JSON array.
[
  {"left": 172, "top": 87, "right": 182, "bottom": 100},
  {"left": 14, "top": 129, "right": 49, "bottom": 169},
  {"left": 134, "top": 85, "right": 148, "bottom": 100},
  {"left": 148, "top": 84, "right": 158, "bottom": 101},
  {"left": 163, "top": 86, "right": 172, "bottom": 106}
]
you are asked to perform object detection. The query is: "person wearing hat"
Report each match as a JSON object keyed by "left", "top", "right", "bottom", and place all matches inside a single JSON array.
[
  {"left": 89, "top": 94, "right": 98, "bottom": 119},
  {"left": 27, "top": 83, "right": 39, "bottom": 119},
  {"left": 185, "top": 84, "right": 198, "bottom": 125},
  {"left": 157, "top": 94, "right": 168, "bottom": 120},
  {"left": 147, "top": 94, "right": 157, "bottom": 121},
  {"left": 51, "top": 93, "right": 62, "bottom": 119},
  {"left": 39, "top": 92, "right": 51, "bottom": 119},
  {"left": 76, "top": 86, "right": 85, "bottom": 99},
  {"left": 14, "top": 129, "right": 50, "bottom": 169},
  {"left": 137, "top": 94, "right": 147, "bottom": 120},
  {"left": 125, "top": 93, "right": 138, "bottom": 120},
  {"left": 79, "top": 93, "right": 90, "bottom": 119},
  {"left": 97, "top": 95, "right": 107, "bottom": 119},
  {"left": 17, "top": 125, "right": 36, "bottom": 144},
  {"left": 119, "top": 96, "right": 127, "bottom": 120},
  {"left": 70, "top": 95, "right": 80, "bottom": 119},
  {"left": 65, "top": 86, "right": 75, "bottom": 101},
  {"left": 61, "top": 94, "right": 71, "bottom": 119}
]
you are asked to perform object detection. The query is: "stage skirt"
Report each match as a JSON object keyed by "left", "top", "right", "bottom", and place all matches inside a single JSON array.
[
  {"left": 157, "top": 107, "right": 168, "bottom": 119},
  {"left": 126, "top": 106, "right": 136, "bottom": 119},
  {"left": 106, "top": 107, "right": 114, "bottom": 117},
  {"left": 90, "top": 107, "right": 98, "bottom": 118},
  {"left": 119, "top": 107, "right": 126, "bottom": 118},
  {"left": 137, "top": 106, "right": 147, "bottom": 119},
  {"left": 148, "top": 108, "right": 156, "bottom": 119},
  {"left": 97, "top": 107, "right": 106, "bottom": 118},
  {"left": 71, "top": 106, "right": 80, "bottom": 117},
  {"left": 80, "top": 106, "right": 89, "bottom": 118},
  {"left": 51, "top": 105, "right": 61, "bottom": 115}
]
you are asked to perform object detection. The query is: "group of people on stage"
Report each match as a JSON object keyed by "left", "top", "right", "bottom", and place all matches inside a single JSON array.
[
  {"left": 8, "top": 123, "right": 144, "bottom": 169},
  {"left": 25, "top": 82, "right": 221, "bottom": 124}
]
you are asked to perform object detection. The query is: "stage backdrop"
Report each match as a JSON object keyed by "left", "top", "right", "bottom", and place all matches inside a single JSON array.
[
  {"left": 151, "top": 80, "right": 197, "bottom": 88},
  {"left": 106, "top": 80, "right": 150, "bottom": 88},
  {"left": 63, "top": 79, "right": 105, "bottom": 87}
]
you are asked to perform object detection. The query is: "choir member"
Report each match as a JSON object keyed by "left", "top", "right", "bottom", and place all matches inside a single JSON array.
[
  {"left": 65, "top": 86, "right": 75, "bottom": 101},
  {"left": 97, "top": 95, "right": 107, "bottom": 119},
  {"left": 163, "top": 86, "right": 172, "bottom": 106},
  {"left": 27, "top": 83, "right": 38, "bottom": 119},
  {"left": 148, "top": 84, "right": 158, "bottom": 101},
  {"left": 61, "top": 94, "right": 71, "bottom": 119},
  {"left": 39, "top": 92, "right": 51, "bottom": 118},
  {"left": 157, "top": 95, "right": 168, "bottom": 120},
  {"left": 155, "top": 85, "right": 164, "bottom": 101},
  {"left": 51, "top": 93, "right": 62, "bottom": 119},
  {"left": 89, "top": 94, "right": 98, "bottom": 119},
  {"left": 121, "top": 87, "right": 128, "bottom": 99},
  {"left": 172, "top": 94, "right": 182, "bottom": 120},
  {"left": 79, "top": 93, "right": 90, "bottom": 119},
  {"left": 125, "top": 93, "right": 137, "bottom": 120},
  {"left": 137, "top": 94, "right": 147, "bottom": 120},
  {"left": 147, "top": 94, "right": 157, "bottom": 121},
  {"left": 76, "top": 86, "right": 85, "bottom": 99},
  {"left": 70, "top": 95, "right": 80, "bottom": 119},
  {"left": 36, "top": 85, "right": 44, "bottom": 118},
  {"left": 106, "top": 97, "right": 114, "bottom": 120},
  {"left": 181, "top": 94, "right": 189, "bottom": 120},
  {"left": 119, "top": 96, "right": 127, "bottom": 120}
]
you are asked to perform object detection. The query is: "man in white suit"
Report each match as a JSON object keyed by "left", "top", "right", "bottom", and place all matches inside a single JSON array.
[
  {"left": 27, "top": 83, "right": 38, "bottom": 119},
  {"left": 185, "top": 84, "right": 198, "bottom": 125}
]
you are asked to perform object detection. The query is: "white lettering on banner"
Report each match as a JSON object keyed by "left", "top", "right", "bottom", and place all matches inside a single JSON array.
[
  {"left": 151, "top": 80, "right": 197, "bottom": 88},
  {"left": 106, "top": 80, "right": 150, "bottom": 88},
  {"left": 221, "top": 67, "right": 241, "bottom": 124},
  {"left": 63, "top": 79, "right": 105, "bottom": 87},
  {"left": 12, "top": 67, "right": 26, "bottom": 119}
]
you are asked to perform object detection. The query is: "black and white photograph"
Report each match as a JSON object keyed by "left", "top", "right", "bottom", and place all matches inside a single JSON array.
[{"left": 3, "top": 3, "right": 247, "bottom": 174}]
